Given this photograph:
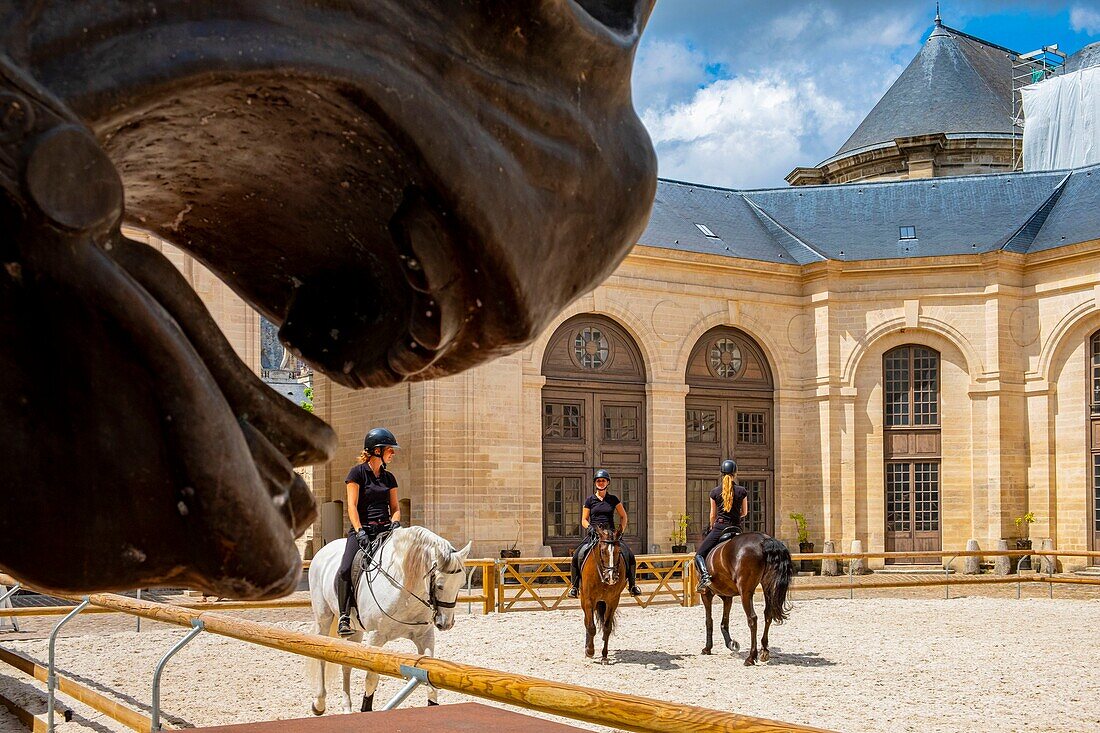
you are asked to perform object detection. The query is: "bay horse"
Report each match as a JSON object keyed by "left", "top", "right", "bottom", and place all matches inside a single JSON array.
[
  {"left": 579, "top": 527, "right": 627, "bottom": 663},
  {"left": 699, "top": 532, "right": 794, "bottom": 665},
  {"left": 308, "top": 526, "right": 471, "bottom": 712}
]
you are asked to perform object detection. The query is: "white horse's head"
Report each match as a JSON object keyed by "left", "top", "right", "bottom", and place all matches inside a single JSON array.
[{"left": 431, "top": 541, "right": 472, "bottom": 630}]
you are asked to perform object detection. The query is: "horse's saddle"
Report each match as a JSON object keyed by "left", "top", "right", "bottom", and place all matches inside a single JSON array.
[
  {"left": 343, "top": 531, "right": 394, "bottom": 608},
  {"left": 705, "top": 527, "right": 742, "bottom": 565}
]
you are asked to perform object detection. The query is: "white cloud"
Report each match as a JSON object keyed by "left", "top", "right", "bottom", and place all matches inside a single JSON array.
[
  {"left": 641, "top": 74, "right": 859, "bottom": 189},
  {"left": 631, "top": 39, "right": 709, "bottom": 112},
  {"left": 1070, "top": 5, "right": 1100, "bottom": 34}
]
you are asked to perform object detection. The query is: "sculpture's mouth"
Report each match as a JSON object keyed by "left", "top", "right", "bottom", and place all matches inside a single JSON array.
[{"left": 0, "top": 0, "right": 658, "bottom": 599}]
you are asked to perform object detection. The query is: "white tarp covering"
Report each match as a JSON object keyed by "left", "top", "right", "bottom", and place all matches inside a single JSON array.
[{"left": 1022, "top": 66, "right": 1100, "bottom": 170}]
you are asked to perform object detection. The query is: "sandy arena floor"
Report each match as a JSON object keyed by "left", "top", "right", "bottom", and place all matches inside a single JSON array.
[{"left": 1, "top": 597, "right": 1098, "bottom": 733}]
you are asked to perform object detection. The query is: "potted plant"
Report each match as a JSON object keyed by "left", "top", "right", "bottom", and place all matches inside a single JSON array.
[
  {"left": 790, "top": 512, "right": 814, "bottom": 572},
  {"left": 500, "top": 524, "right": 521, "bottom": 559},
  {"left": 670, "top": 513, "right": 690, "bottom": 554},
  {"left": 1014, "top": 511, "right": 1036, "bottom": 570}
]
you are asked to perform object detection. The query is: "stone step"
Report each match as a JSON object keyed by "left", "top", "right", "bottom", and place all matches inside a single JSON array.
[
  {"left": 1073, "top": 566, "right": 1100, "bottom": 577},
  {"left": 875, "top": 564, "right": 954, "bottom": 575}
]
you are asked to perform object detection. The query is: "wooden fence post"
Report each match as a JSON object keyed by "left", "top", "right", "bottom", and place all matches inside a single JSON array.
[{"left": 482, "top": 562, "right": 496, "bottom": 614}]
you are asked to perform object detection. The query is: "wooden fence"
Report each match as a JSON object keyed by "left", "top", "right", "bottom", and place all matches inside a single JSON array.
[
  {"left": 0, "top": 582, "right": 830, "bottom": 733},
  {"left": 494, "top": 554, "right": 695, "bottom": 612}
]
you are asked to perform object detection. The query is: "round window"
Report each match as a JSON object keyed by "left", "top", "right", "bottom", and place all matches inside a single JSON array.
[
  {"left": 709, "top": 338, "right": 743, "bottom": 378},
  {"left": 573, "top": 328, "right": 609, "bottom": 370}
]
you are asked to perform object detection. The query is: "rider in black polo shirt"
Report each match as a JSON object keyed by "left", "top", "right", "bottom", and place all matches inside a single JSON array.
[
  {"left": 337, "top": 427, "right": 403, "bottom": 636},
  {"left": 695, "top": 459, "right": 749, "bottom": 592},
  {"left": 567, "top": 469, "right": 642, "bottom": 598}
]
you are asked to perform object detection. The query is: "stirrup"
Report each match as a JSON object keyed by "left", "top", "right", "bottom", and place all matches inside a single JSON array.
[
  {"left": 628, "top": 585, "right": 642, "bottom": 596},
  {"left": 566, "top": 586, "right": 578, "bottom": 598},
  {"left": 338, "top": 614, "right": 353, "bottom": 636},
  {"left": 696, "top": 575, "right": 712, "bottom": 592}
]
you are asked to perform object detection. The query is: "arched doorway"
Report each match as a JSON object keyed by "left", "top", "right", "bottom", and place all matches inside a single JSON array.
[
  {"left": 883, "top": 344, "right": 942, "bottom": 562},
  {"left": 541, "top": 315, "right": 647, "bottom": 554},
  {"left": 1090, "top": 331, "right": 1100, "bottom": 551},
  {"left": 685, "top": 328, "right": 774, "bottom": 541}
]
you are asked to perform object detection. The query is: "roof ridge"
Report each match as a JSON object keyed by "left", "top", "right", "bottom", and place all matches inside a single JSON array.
[
  {"left": 938, "top": 23, "right": 1020, "bottom": 56},
  {"left": 738, "top": 193, "right": 827, "bottom": 263},
  {"left": 998, "top": 172, "right": 1072, "bottom": 253}
]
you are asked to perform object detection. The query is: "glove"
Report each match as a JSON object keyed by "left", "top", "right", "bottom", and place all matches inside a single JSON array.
[
  {"left": 389, "top": 520, "right": 402, "bottom": 532},
  {"left": 355, "top": 528, "right": 370, "bottom": 551}
]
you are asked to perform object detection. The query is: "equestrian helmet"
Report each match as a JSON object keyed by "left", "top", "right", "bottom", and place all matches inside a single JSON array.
[
  {"left": 593, "top": 469, "right": 611, "bottom": 483},
  {"left": 720, "top": 459, "right": 737, "bottom": 475},
  {"left": 364, "top": 427, "right": 400, "bottom": 454}
]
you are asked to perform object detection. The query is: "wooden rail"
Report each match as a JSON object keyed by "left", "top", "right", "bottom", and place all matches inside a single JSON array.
[
  {"left": 71, "top": 593, "right": 829, "bottom": 733},
  {"left": 0, "top": 645, "right": 153, "bottom": 731}
]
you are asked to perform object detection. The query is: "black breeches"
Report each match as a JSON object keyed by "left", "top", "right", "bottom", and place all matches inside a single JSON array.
[
  {"left": 696, "top": 523, "right": 739, "bottom": 560},
  {"left": 338, "top": 527, "right": 383, "bottom": 581}
]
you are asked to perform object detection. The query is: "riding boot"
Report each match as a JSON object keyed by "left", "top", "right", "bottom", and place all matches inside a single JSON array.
[
  {"left": 337, "top": 576, "right": 354, "bottom": 636},
  {"left": 567, "top": 551, "right": 581, "bottom": 598},
  {"left": 626, "top": 554, "right": 641, "bottom": 596},
  {"left": 694, "top": 553, "right": 712, "bottom": 592}
]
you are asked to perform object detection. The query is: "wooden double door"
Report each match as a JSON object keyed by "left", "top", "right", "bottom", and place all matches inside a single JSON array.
[
  {"left": 685, "top": 395, "right": 774, "bottom": 541},
  {"left": 542, "top": 387, "right": 647, "bottom": 555}
]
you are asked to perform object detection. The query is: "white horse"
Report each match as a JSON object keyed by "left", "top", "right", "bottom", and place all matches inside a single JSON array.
[{"left": 308, "top": 526, "right": 471, "bottom": 713}]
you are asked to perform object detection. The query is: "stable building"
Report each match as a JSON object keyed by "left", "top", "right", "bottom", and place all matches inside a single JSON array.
[{"left": 306, "top": 19, "right": 1100, "bottom": 569}]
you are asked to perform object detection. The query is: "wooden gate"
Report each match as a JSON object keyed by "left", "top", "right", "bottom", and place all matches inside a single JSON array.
[
  {"left": 684, "top": 328, "right": 774, "bottom": 540},
  {"left": 542, "top": 315, "right": 647, "bottom": 555}
]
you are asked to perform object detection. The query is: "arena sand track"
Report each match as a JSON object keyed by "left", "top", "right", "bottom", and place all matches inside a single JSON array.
[{"left": 0, "top": 597, "right": 1097, "bottom": 732}]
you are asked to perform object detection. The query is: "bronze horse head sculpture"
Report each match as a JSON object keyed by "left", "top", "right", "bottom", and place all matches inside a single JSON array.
[{"left": 0, "top": 1, "right": 657, "bottom": 598}]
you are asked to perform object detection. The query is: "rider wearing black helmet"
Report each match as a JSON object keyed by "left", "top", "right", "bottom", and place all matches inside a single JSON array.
[
  {"left": 566, "top": 469, "right": 642, "bottom": 598},
  {"left": 337, "top": 427, "right": 403, "bottom": 636},
  {"left": 694, "top": 459, "right": 749, "bottom": 592}
]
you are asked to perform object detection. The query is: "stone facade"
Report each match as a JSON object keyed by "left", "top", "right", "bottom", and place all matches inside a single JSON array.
[
  {"left": 311, "top": 237, "right": 1100, "bottom": 570},
  {"left": 786, "top": 134, "right": 1017, "bottom": 186}
]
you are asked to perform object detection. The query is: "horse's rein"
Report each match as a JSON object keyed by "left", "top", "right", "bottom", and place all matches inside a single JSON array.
[{"left": 361, "top": 541, "right": 465, "bottom": 626}]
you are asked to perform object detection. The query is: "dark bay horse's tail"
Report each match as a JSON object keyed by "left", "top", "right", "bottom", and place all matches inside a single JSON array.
[{"left": 761, "top": 537, "right": 795, "bottom": 624}]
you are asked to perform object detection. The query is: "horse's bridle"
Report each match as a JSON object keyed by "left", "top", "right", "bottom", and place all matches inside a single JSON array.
[
  {"left": 594, "top": 533, "right": 623, "bottom": 586},
  {"left": 362, "top": 542, "right": 465, "bottom": 626}
]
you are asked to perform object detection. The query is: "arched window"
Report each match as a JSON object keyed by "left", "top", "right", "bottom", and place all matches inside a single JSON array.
[
  {"left": 883, "top": 345, "right": 941, "bottom": 562},
  {"left": 685, "top": 327, "right": 774, "bottom": 538},
  {"left": 541, "top": 315, "right": 647, "bottom": 554}
]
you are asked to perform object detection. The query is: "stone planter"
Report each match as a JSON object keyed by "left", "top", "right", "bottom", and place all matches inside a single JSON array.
[
  {"left": 499, "top": 549, "right": 521, "bottom": 559},
  {"left": 672, "top": 545, "right": 688, "bottom": 554},
  {"left": 798, "top": 542, "right": 815, "bottom": 573},
  {"left": 1016, "top": 538, "right": 1032, "bottom": 571}
]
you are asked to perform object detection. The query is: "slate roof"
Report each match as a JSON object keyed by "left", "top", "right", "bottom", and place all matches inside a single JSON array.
[
  {"left": 832, "top": 20, "right": 1018, "bottom": 159},
  {"left": 1066, "top": 42, "right": 1100, "bottom": 73},
  {"left": 637, "top": 163, "right": 1100, "bottom": 263}
]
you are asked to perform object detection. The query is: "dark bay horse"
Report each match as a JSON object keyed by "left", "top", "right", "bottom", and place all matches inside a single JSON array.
[
  {"left": 579, "top": 527, "right": 627, "bottom": 663},
  {"left": 699, "top": 532, "right": 794, "bottom": 665}
]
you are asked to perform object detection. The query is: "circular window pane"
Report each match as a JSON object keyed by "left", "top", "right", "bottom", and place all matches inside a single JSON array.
[
  {"left": 709, "top": 338, "right": 742, "bottom": 378},
  {"left": 573, "top": 328, "right": 609, "bottom": 369}
]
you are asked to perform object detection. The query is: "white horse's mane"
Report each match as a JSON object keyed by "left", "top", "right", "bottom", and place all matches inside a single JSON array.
[{"left": 391, "top": 525, "right": 463, "bottom": 588}]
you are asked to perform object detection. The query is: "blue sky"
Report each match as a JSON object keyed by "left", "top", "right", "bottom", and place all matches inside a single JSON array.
[{"left": 631, "top": 1, "right": 1100, "bottom": 189}]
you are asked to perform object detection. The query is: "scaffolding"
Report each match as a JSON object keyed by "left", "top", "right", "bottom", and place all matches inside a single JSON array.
[{"left": 1012, "top": 45, "right": 1067, "bottom": 170}]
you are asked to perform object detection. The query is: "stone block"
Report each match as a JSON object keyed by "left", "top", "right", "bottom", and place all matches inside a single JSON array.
[
  {"left": 1038, "top": 538, "right": 1057, "bottom": 575},
  {"left": 850, "top": 539, "right": 871, "bottom": 575},
  {"left": 963, "top": 539, "right": 980, "bottom": 574},
  {"left": 822, "top": 540, "right": 840, "bottom": 576},
  {"left": 993, "top": 539, "right": 1012, "bottom": 575}
]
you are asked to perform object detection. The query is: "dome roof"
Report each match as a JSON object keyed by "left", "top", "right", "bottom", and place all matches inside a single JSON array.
[{"left": 832, "top": 20, "right": 1018, "bottom": 158}]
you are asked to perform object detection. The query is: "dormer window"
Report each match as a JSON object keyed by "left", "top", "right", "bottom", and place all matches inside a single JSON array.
[
  {"left": 695, "top": 223, "right": 719, "bottom": 238},
  {"left": 899, "top": 225, "right": 917, "bottom": 240}
]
